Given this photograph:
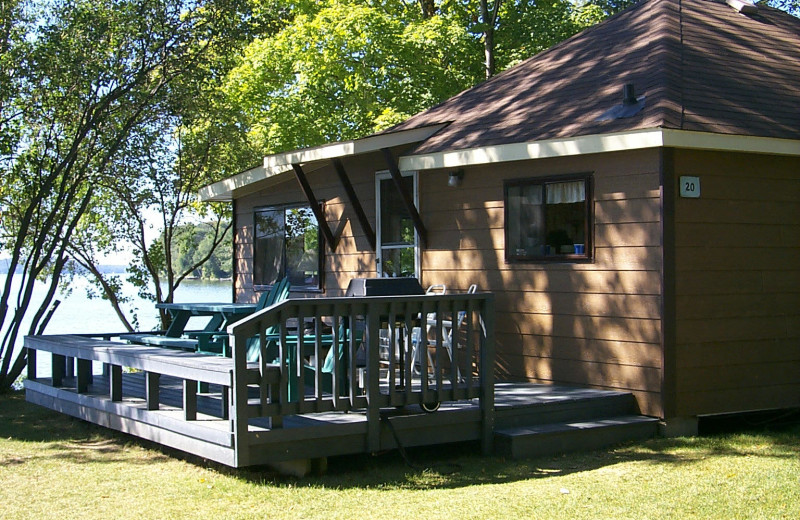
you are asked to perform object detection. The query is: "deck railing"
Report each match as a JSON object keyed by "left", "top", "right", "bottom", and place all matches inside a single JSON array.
[
  {"left": 228, "top": 292, "right": 495, "bottom": 465},
  {"left": 23, "top": 292, "right": 495, "bottom": 467}
]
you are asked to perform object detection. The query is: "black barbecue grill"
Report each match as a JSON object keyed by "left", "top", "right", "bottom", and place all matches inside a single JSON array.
[
  {"left": 345, "top": 277, "right": 425, "bottom": 390},
  {"left": 345, "top": 277, "right": 424, "bottom": 297}
]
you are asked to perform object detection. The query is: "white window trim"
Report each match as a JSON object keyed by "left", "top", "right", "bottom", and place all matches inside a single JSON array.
[{"left": 375, "top": 170, "right": 420, "bottom": 278}]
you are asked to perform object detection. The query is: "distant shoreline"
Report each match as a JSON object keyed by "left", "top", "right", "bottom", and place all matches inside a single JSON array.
[
  {"left": 0, "top": 264, "right": 130, "bottom": 275},
  {"left": 1, "top": 265, "right": 231, "bottom": 282}
]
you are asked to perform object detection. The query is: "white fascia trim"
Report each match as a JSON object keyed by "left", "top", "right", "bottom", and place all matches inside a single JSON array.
[
  {"left": 199, "top": 164, "right": 293, "bottom": 202},
  {"left": 199, "top": 123, "right": 448, "bottom": 202},
  {"left": 263, "top": 123, "right": 449, "bottom": 169},
  {"left": 398, "top": 128, "right": 800, "bottom": 171},
  {"left": 661, "top": 129, "right": 800, "bottom": 156}
]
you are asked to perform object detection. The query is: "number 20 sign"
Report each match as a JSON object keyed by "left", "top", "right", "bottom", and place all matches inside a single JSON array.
[{"left": 679, "top": 176, "right": 701, "bottom": 198}]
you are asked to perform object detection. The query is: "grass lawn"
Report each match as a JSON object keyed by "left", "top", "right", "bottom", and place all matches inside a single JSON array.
[{"left": 1, "top": 391, "right": 798, "bottom": 520}]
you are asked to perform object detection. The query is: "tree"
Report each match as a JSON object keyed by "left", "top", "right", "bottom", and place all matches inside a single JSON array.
[
  {"left": 0, "top": 0, "right": 24, "bottom": 160},
  {"left": 766, "top": 0, "right": 800, "bottom": 16},
  {"left": 154, "top": 222, "right": 233, "bottom": 280},
  {"left": 64, "top": 1, "right": 282, "bottom": 333},
  {"left": 0, "top": 0, "right": 227, "bottom": 389},
  {"left": 67, "top": 111, "right": 234, "bottom": 331},
  {"left": 218, "top": 0, "right": 598, "bottom": 153},
  {"left": 479, "top": 0, "right": 502, "bottom": 78},
  {"left": 221, "top": 1, "right": 483, "bottom": 153}
]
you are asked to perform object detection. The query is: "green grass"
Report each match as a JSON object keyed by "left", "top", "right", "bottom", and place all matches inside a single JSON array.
[{"left": 1, "top": 391, "right": 798, "bottom": 520}]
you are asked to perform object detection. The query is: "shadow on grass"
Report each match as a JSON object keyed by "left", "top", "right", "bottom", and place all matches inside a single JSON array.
[
  {"left": 0, "top": 390, "right": 173, "bottom": 466},
  {"left": 5, "top": 389, "right": 798, "bottom": 489},
  {"left": 233, "top": 417, "right": 800, "bottom": 490}
]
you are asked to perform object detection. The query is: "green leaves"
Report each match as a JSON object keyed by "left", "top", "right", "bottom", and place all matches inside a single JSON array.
[
  {"left": 214, "top": 0, "right": 600, "bottom": 156},
  {"left": 766, "top": 0, "right": 800, "bottom": 16},
  {"left": 222, "top": 1, "right": 481, "bottom": 154},
  {"left": 0, "top": 0, "right": 238, "bottom": 384}
]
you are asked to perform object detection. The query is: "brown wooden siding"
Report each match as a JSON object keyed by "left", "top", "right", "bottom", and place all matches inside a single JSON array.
[
  {"left": 673, "top": 149, "right": 800, "bottom": 417},
  {"left": 232, "top": 148, "right": 666, "bottom": 416},
  {"left": 419, "top": 149, "right": 665, "bottom": 417},
  {"left": 234, "top": 152, "right": 382, "bottom": 302}
]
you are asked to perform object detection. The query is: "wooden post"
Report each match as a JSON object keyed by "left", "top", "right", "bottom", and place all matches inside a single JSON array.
[
  {"left": 231, "top": 333, "right": 250, "bottom": 466},
  {"left": 420, "top": 299, "right": 432, "bottom": 404},
  {"left": 52, "top": 353, "right": 65, "bottom": 387},
  {"left": 221, "top": 385, "right": 230, "bottom": 421},
  {"left": 365, "top": 308, "right": 381, "bottom": 453},
  {"left": 331, "top": 306, "right": 343, "bottom": 411},
  {"left": 479, "top": 295, "right": 495, "bottom": 455},
  {"left": 27, "top": 347, "right": 36, "bottom": 380},
  {"left": 464, "top": 299, "right": 475, "bottom": 398},
  {"left": 76, "top": 358, "right": 91, "bottom": 393},
  {"left": 146, "top": 372, "right": 160, "bottom": 411},
  {"left": 110, "top": 365, "right": 123, "bottom": 402},
  {"left": 184, "top": 379, "right": 198, "bottom": 421}
]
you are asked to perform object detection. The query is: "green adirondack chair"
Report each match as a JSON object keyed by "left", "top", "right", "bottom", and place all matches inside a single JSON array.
[
  {"left": 195, "top": 277, "right": 291, "bottom": 358},
  {"left": 198, "top": 276, "right": 358, "bottom": 402}
]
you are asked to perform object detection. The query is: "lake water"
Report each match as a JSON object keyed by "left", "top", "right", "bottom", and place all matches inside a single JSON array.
[{"left": 2, "top": 274, "right": 231, "bottom": 378}]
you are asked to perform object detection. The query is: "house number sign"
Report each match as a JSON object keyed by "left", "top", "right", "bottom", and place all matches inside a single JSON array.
[{"left": 679, "top": 176, "right": 700, "bottom": 198}]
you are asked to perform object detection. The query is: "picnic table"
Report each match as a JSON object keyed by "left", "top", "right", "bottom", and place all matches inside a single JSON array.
[
  {"left": 120, "top": 302, "right": 258, "bottom": 351},
  {"left": 155, "top": 302, "right": 258, "bottom": 338}
]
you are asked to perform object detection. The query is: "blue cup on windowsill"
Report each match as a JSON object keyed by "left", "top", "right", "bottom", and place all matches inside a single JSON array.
[{"left": 574, "top": 244, "right": 585, "bottom": 254}]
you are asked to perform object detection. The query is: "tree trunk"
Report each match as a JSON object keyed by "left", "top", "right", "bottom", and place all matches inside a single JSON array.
[
  {"left": 480, "top": 0, "right": 501, "bottom": 79},
  {"left": 419, "top": 0, "right": 436, "bottom": 18},
  {"left": 485, "top": 23, "right": 495, "bottom": 79}
]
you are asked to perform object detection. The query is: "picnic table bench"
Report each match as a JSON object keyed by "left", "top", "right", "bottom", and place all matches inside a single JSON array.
[
  {"left": 121, "top": 279, "right": 291, "bottom": 356},
  {"left": 118, "top": 333, "right": 200, "bottom": 351},
  {"left": 119, "top": 302, "right": 258, "bottom": 351}
]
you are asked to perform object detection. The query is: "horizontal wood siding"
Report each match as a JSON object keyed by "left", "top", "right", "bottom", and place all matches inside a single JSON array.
[
  {"left": 673, "top": 150, "right": 800, "bottom": 416},
  {"left": 419, "top": 149, "right": 665, "bottom": 417},
  {"left": 234, "top": 152, "right": 382, "bottom": 302},
  {"left": 232, "top": 148, "right": 665, "bottom": 416}
]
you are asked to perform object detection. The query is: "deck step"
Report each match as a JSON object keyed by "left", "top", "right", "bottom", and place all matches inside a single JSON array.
[
  {"left": 494, "top": 386, "right": 641, "bottom": 430},
  {"left": 494, "top": 415, "right": 659, "bottom": 459}
]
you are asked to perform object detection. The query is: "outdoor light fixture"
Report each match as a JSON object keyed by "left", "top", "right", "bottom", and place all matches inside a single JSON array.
[{"left": 448, "top": 169, "right": 464, "bottom": 187}]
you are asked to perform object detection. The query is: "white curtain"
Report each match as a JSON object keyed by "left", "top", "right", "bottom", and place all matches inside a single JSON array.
[{"left": 546, "top": 180, "right": 585, "bottom": 204}]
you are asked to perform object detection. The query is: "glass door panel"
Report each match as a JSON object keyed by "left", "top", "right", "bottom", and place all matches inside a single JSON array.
[{"left": 376, "top": 173, "right": 418, "bottom": 277}]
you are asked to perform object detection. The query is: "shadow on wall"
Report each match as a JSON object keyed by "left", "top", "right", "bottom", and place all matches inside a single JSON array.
[{"left": 421, "top": 163, "right": 664, "bottom": 416}]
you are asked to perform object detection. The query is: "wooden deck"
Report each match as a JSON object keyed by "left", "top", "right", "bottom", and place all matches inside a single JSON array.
[
  {"left": 25, "top": 365, "right": 653, "bottom": 467},
  {"left": 23, "top": 293, "right": 658, "bottom": 473}
]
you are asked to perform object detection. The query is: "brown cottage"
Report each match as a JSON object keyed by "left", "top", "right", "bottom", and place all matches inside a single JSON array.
[{"left": 202, "top": 0, "right": 800, "bottom": 431}]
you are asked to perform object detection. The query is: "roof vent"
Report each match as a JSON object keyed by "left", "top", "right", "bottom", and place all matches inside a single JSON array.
[
  {"left": 726, "top": 0, "right": 758, "bottom": 14},
  {"left": 623, "top": 84, "right": 638, "bottom": 105},
  {"left": 597, "top": 83, "right": 646, "bottom": 121}
]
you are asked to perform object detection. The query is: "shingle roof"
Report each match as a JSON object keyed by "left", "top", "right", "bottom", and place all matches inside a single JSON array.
[{"left": 390, "top": 0, "right": 800, "bottom": 156}]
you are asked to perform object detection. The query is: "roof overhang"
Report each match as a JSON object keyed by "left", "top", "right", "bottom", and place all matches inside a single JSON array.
[
  {"left": 399, "top": 128, "right": 800, "bottom": 171},
  {"left": 199, "top": 123, "right": 448, "bottom": 202},
  {"left": 200, "top": 126, "right": 800, "bottom": 202}
]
